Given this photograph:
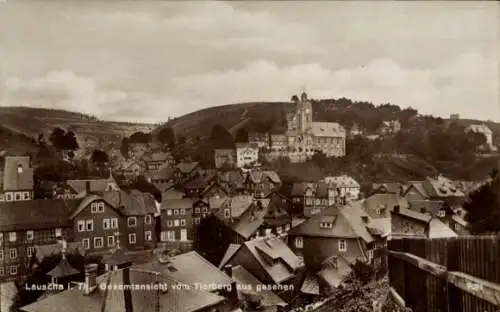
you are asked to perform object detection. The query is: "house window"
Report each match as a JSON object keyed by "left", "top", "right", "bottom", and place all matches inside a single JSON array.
[
  {"left": 174, "top": 220, "right": 180, "bottom": 227},
  {"left": 295, "top": 237, "right": 303, "bottom": 248},
  {"left": 277, "top": 226, "right": 282, "bottom": 234},
  {"left": 9, "top": 232, "right": 16, "bottom": 242},
  {"left": 145, "top": 215, "right": 152, "bottom": 224},
  {"left": 180, "top": 209, "right": 186, "bottom": 215},
  {"left": 145, "top": 231, "right": 152, "bottom": 241},
  {"left": 339, "top": 239, "right": 347, "bottom": 252},
  {"left": 173, "top": 209, "right": 179, "bottom": 215},
  {"left": 77, "top": 221, "right": 85, "bottom": 232},
  {"left": 128, "top": 217, "right": 137, "bottom": 227},
  {"left": 97, "top": 202, "right": 105, "bottom": 213},
  {"left": 167, "top": 220, "right": 173, "bottom": 227},
  {"left": 26, "top": 231, "right": 34, "bottom": 241},
  {"left": 15, "top": 193, "right": 21, "bottom": 201},
  {"left": 9, "top": 266, "right": 17, "bottom": 275},
  {"left": 194, "top": 218, "right": 200, "bottom": 224},
  {"left": 107, "top": 236, "right": 115, "bottom": 247},
  {"left": 6, "top": 193, "right": 12, "bottom": 201},
  {"left": 23, "top": 192, "right": 30, "bottom": 200},
  {"left": 437, "top": 210, "right": 446, "bottom": 218},
  {"left": 27, "top": 247, "right": 34, "bottom": 258},
  {"left": 281, "top": 199, "right": 287, "bottom": 204},
  {"left": 55, "top": 228, "right": 62, "bottom": 238},
  {"left": 454, "top": 223, "right": 460, "bottom": 230},
  {"left": 194, "top": 207, "right": 201, "bottom": 214},
  {"left": 285, "top": 224, "right": 291, "bottom": 231},
  {"left": 224, "top": 209, "right": 231, "bottom": 218},
  {"left": 0, "top": 250, "right": 3, "bottom": 260},
  {"left": 367, "top": 249, "right": 374, "bottom": 260},
  {"left": 111, "top": 218, "right": 118, "bottom": 229},
  {"left": 103, "top": 219, "right": 110, "bottom": 230},
  {"left": 86, "top": 220, "right": 94, "bottom": 231},
  {"left": 91, "top": 202, "right": 98, "bottom": 213},
  {"left": 315, "top": 199, "right": 321, "bottom": 205},
  {"left": 305, "top": 198, "right": 312, "bottom": 205},
  {"left": 94, "top": 237, "right": 104, "bottom": 248},
  {"left": 0, "top": 267, "right": 3, "bottom": 276},
  {"left": 160, "top": 231, "right": 168, "bottom": 242},
  {"left": 320, "top": 222, "right": 332, "bottom": 229},
  {"left": 180, "top": 219, "right": 186, "bottom": 226},
  {"left": 129, "top": 233, "right": 136, "bottom": 244},
  {"left": 167, "top": 209, "right": 172, "bottom": 216},
  {"left": 202, "top": 207, "right": 208, "bottom": 213},
  {"left": 10, "top": 248, "right": 17, "bottom": 259},
  {"left": 167, "top": 231, "right": 175, "bottom": 241},
  {"left": 82, "top": 238, "right": 90, "bottom": 249}
]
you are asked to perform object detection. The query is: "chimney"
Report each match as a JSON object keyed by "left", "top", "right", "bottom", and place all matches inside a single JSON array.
[
  {"left": 83, "top": 264, "right": 98, "bottom": 295},
  {"left": 85, "top": 181, "right": 91, "bottom": 194}
]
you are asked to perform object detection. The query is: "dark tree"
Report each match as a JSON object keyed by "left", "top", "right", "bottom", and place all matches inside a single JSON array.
[
  {"left": 234, "top": 128, "right": 249, "bottom": 143},
  {"left": 120, "top": 138, "right": 130, "bottom": 158},
  {"left": 64, "top": 131, "right": 79, "bottom": 150},
  {"left": 464, "top": 170, "right": 500, "bottom": 234},
  {"left": 129, "top": 131, "right": 152, "bottom": 143},
  {"left": 291, "top": 95, "right": 299, "bottom": 102},
  {"left": 157, "top": 127, "right": 176, "bottom": 150},
  {"left": 91, "top": 149, "right": 109, "bottom": 164},
  {"left": 48, "top": 127, "right": 66, "bottom": 149},
  {"left": 310, "top": 151, "right": 328, "bottom": 168},
  {"left": 209, "top": 124, "right": 234, "bottom": 149}
]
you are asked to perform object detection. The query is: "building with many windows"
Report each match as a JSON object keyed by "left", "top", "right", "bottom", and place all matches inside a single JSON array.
[
  {"left": 160, "top": 199, "right": 194, "bottom": 244},
  {"left": 0, "top": 156, "right": 34, "bottom": 202},
  {"left": 0, "top": 199, "right": 73, "bottom": 282}
]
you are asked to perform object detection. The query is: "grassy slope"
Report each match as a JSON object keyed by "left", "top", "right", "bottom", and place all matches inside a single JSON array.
[{"left": 0, "top": 107, "right": 154, "bottom": 152}]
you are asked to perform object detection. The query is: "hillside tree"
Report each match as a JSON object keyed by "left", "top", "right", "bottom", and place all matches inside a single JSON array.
[
  {"left": 464, "top": 169, "right": 500, "bottom": 234},
  {"left": 157, "top": 127, "right": 176, "bottom": 150},
  {"left": 120, "top": 137, "right": 130, "bottom": 158},
  {"left": 209, "top": 124, "right": 234, "bottom": 149},
  {"left": 234, "top": 128, "right": 249, "bottom": 143},
  {"left": 128, "top": 131, "right": 152, "bottom": 144},
  {"left": 48, "top": 128, "right": 79, "bottom": 151}
]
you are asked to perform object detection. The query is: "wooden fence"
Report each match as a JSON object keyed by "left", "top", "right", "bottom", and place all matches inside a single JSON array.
[{"left": 388, "top": 235, "right": 500, "bottom": 312}]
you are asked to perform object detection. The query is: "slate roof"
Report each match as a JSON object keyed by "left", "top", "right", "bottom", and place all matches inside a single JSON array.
[
  {"left": 215, "top": 195, "right": 254, "bottom": 220},
  {"left": 161, "top": 187, "right": 185, "bottom": 200},
  {"left": 136, "top": 251, "right": 232, "bottom": 289},
  {"left": 290, "top": 182, "right": 330, "bottom": 197},
  {"left": 317, "top": 256, "right": 352, "bottom": 288},
  {"left": 102, "top": 190, "right": 156, "bottom": 216},
  {"left": 429, "top": 219, "right": 458, "bottom": 238},
  {"left": 408, "top": 200, "right": 444, "bottom": 215},
  {"left": 247, "top": 170, "right": 281, "bottom": 184},
  {"left": 161, "top": 199, "right": 194, "bottom": 210},
  {"left": 183, "top": 176, "right": 210, "bottom": 190},
  {"left": 2, "top": 156, "right": 33, "bottom": 191},
  {"left": 405, "top": 181, "right": 429, "bottom": 198},
  {"left": 175, "top": 162, "right": 199, "bottom": 174},
  {"left": 244, "top": 238, "right": 304, "bottom": 284},
  {"left": 208, "top": 196, "right": 229, "bottom": 211},
  {"left": 151, "top": 167, "right": 176, "bottom": 181},
  {"left": 362, "top": 194, "right": 409, "bottom": 219},
  {"left": 69, "top": 195, "right": 123, "bottom": 220},
  {"left": 371, "top": 183, "right": 403, "bottom": 194},
  {"left": 300, "top": 274, "right": 320, "bottom": 295},
  {"left": 217, "top": 170, "right": 246, "bottom": 188},
  {"left": 232, "top": 198, "right": 271, "bottom": 239},
  {"left": 66, "top": 175, "right": 119, "bottom": 194},
  {"left": 0, "top": 199, "right": 73, "bottom": 232},
  {"left": 452, "top": 214, "right": 469, "bottom": 227},
  {"left": 22, "top": 267, "right": 226, "bottom": 312},
  {"left": 219, "top": 244, "right": 242, "bottom": 269},
  {"left": 289, "top": 202, "right": 375, "bottom": 243},
  {"left": 46, "top": 258, "right": 80, "bottom": 278},
  {"left": 310, "top": 122, "right": 345, "bottom": 137},
  {"left": 424, "top": 175, "right": 465, "bottom": 198},
  {"left": 231, "top": 265, "right": 287, "bottom": 307},
  {"left": 391, "top": 206, "right": 432, "bottom": 223}
]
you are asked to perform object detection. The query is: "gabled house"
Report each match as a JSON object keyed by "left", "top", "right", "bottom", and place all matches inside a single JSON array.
[
  {"left": 102, "top": 190, "right": 157, "bottom": 250},
  {"left": 69, "top": 195, "right": 126, "bottom": 255},
  {"left": 117, "top": 159, "right": 145, "bottom": 183},
  {"left": 290, "top": 182, "right": 335, "bottom": 217},
  {"left": 160, "top": 199, "right": 194, "bottom": 249},
  {"left": 173, "top": 162, "right": 201, "bottom": 183},
  {"left": 182, "top": 174, "right": 216, "bottom": 198},
  {"left": 390, "top": 205, "right": 432, "bottom": 239},
  {"left": 362, "top": 193, "right": 409, "bottom": 219},
  {"left": 150, "top": 167, "right": 176, "bottom": 187},
  {"left": 421, "top": 175, "right": 466, "bottom": 208},
  {"left": 192, "top": 198, "right": 212, "bottom": 226},
  {"left": 217, "top": 169, "right": 246, "bottom": 195},
  {"left": 0, "top": 155, "right": 34, "bottom": 202},
  {"left": 220, "top": 237, "right": 305, "bottom": 303},
  {"left": 214, "top": 195, "right": 256, "bottom": 244},
  {"left": 0, "top": 199, "right": 74, "bottom": 282},
  {"left": 143, "top": 152, "right": 175, "bottom": 172},
  {"left": 65, "top": 174, "right": 120, "bottom": 197},
  {"left": 244, "top": 170, "right": 281, "bottom": 199},
  {"left": 161, "top": 185, "right": 186, "bottom": 200},
  {"left": 201, "top": 181, "right": 229, "bottom": 199},
  {"left": 371, "top": 183, "right": 404, "bottom": 196},
  {"left": 324, "top": 175, "right": 360, "bottom": 201},
  {"left": 287, "top": 201, "right": 387, "bottom": 295}
]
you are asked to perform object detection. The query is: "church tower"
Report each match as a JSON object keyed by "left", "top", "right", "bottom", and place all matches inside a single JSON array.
[{"left": 297, "top": 91, "right": 312, "bottom": 133}]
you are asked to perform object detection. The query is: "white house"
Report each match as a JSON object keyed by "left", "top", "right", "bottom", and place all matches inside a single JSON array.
[
  {"left": 235, "top": 143, "right": 259, "bottom": 168},
  {"left": 465, "top": 124, "right": 496, "bottom": 151},
  {"left": 323, "top": 175, "right": 361, "bottom": 201}
]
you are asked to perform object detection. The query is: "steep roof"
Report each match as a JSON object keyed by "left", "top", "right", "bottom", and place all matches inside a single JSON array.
[
  {"left": 175, "top": 162, "right": 199, "bottom": 174},
  {"left": 423, "top": 175, "right": 465, "bottom": 198},
  {"left": 391, "top": 206, "right": 432, "bottom": 223},
  {"left": 404, "top": 181, "right": 429, "bottom": 198},
  {"left": 0, "top": 199, "right": 72, "bottom": 232},
  {"left": 219, "top": 244, "right": 242, "bottom": 269},
  {"left": 150, "top": 167, "right": 175, "bottom": 181},
  {"left": 2, "top": 156, "right": 33, "bottom": 191},
  {"left": 290, "top": 182, "right": 330, "bottom": 197},
  {"left": 317, "top": 256, "right": 352, "bottom": 288},
  {"left": 232, "top": 198, "right": 271, "bottom": 239},
  {"left": 161, "top": 187, "right": 185, "bottom": 200},
  {"left": 161, "top": 198, "right": 194, "bottom": 210},
  {"left": 310, "top": 122, "right": 345, "bottom": 138},
  {"left": 429, "top": 218, "right": 458, "bottom": 238},
  {"left": 231, "top": 265, "right": 287, "bottom": 307},
  {"left": 46, "top": 258, "right": 80, "bottom": 278},
  {"left": 362, "top": 193, "right": 409, "bottom": 219},
  {"left": 289, "top": 202, "right": 374, "bottom": 243},
  {"left": 243, "top": 237, "right": 304, "bottom": 284},
  {"left": 66, "top": 175, "right": 118, "bottom": 194},
  {"left": 69, "top": 195, "right": 123, "bottom": 220},
  {"left": 102, "top": 190, "right": 156, "bottom": 216},
  {"left": 247, "top": 170, "right": 281, "bottom": 184},
  {"left": 372, "top": 183, "right": 403, "bottom": 194},
  {"left": 215, "top": 195, "right": 254, "bottom": 219}
]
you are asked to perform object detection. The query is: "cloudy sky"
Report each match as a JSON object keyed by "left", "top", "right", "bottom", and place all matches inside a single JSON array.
[{"left": 0, "top": 1, "right": 499, "bottom": 123}]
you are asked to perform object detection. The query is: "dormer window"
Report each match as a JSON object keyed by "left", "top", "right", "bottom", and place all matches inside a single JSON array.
[
  {"left": 224, "top": 209, "right": 231, "bottom": 218},
  {"left": 437, "top": 210, "right": 446, "bottom": 218},
  {"left": 320, "top": 222, "right": 332, "bottom": 229}
]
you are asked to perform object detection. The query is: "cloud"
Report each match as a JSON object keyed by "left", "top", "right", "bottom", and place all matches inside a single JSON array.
[{"left": 171, "top": 53, "right": 499, "bottom": 121}]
